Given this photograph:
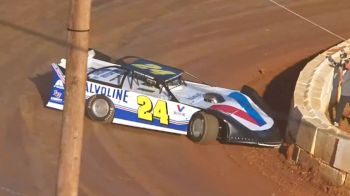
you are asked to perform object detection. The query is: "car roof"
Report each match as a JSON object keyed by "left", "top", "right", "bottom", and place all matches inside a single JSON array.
[{"left": 116, "top": 56, "right": 183, "bottom": 83}]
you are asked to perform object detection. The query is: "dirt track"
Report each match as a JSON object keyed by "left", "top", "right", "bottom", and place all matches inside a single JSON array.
[{"left": 1, "top": 0, "right": 350, "bottom": 195}]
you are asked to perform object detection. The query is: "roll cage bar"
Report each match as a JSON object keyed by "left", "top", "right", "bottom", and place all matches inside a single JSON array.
[
  {"left": 87, "top": 65, "right": 180, "bottom": 102},
  {"left": 86, "top": 52, "right": 210, "bottom": 102}
]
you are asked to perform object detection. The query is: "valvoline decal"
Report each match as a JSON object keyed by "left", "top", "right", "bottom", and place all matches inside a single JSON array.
[
  {"left": 177, "top": 105, "right": 185, "bottom": 112},
  {"left": 86, "top": 82, "right": 128, "bottom": 103}
]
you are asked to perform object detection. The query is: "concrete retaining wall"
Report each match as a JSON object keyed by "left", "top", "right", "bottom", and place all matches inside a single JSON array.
[{"left": 287, "top": 40, "right": 350, "bottom": 187}]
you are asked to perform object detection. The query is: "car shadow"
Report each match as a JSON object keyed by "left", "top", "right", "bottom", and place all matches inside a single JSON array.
[
  {"left": 30, "top": 71, "right": 53, "bottom": 106},
  {"left": 262, "top": 49, "right": 329, "bottom": 154}
]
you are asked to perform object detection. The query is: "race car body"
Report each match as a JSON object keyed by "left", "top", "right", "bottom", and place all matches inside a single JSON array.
[{"left": 46, "top": 50, "right": 281, "bottom": 147}]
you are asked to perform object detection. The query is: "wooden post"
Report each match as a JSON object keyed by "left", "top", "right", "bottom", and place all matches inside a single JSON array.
[{"left": 56, "top": 0, "right": 91, "bottom": 196}]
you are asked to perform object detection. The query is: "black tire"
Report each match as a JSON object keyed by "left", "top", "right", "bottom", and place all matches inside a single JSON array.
[
  {"left": 188, "top": 111, "right": 219, "bottom": 144},
  {"left": 86, "top": 95, "right": 115, "bottom": 122},
  {"left": 241, "top": 85, "right": 273, "bottom": 116}
]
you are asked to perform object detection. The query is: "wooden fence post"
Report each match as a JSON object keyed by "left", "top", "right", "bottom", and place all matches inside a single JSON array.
[{"left": 56, "top": 0, "right": 91, "bottom": 195}]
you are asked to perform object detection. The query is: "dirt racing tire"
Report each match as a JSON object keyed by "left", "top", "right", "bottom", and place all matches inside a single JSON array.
[
  {"left": 86, "top": 94, "right": 115, "bottom": 123},
  {"left": 188, "top": 111, "right": 219, "bottom": 144}
]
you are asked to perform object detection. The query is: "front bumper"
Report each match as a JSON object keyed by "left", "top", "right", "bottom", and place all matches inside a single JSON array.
[
  {"left": 217, "top": 121, "right": 282, "bottom": 147},
  {"left": 207, "top": 109, "right": 282, "bottom": 147}
]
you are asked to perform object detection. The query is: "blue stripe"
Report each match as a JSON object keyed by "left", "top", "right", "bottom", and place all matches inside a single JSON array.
[
  {"left": 115, "top": 108, "right": 188, "bottom": 132},
  {"left": 228, "top": 92, "right": 266, "bottom": 126}
]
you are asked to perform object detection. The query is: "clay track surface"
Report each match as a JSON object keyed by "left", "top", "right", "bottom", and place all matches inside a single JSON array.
[{"left": 1, "top": 0, "right": 350, "bottom": 195}]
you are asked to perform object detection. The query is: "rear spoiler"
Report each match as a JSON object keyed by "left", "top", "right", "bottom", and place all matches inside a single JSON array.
[
  {"left": 46, "top": 63, "right": 65, "bottom": 110},
  {"left": 88, "top": 48, "right": 114, "bottom": 63}
]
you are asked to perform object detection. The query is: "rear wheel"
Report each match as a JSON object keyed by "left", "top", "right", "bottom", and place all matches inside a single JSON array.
[
  {"left": 188, "top": 111, "right": 219, "bottom": 144},
  {"left": 86, "top": 95, "right": 115, "bottom": 123}
]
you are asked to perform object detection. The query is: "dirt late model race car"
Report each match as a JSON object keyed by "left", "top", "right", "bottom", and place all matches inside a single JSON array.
[{"left": 46, "top": 50, "right": 282, "bottom": 147}]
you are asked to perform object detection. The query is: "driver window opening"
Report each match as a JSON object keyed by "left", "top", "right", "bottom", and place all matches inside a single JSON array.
[
  {"left": 167, "top": 77, "right": 186, "bottom": 89},
  {"left": 88, "top": 67, "right": 126, "bottom": 87},
  {"left": 126, "top": 72, "right": 160, "bottom": 95}
]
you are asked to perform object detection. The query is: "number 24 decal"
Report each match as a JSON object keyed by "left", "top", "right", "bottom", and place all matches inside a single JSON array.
[{"left": 137, "top": 96, "right": 169, "bottom": 125}]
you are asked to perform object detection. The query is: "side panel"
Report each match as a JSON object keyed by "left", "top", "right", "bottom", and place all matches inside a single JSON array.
[
  {"left": 46, "top": 63, "right": 200, "bottom": 134},
  {"left": 111, "top": 91, "right": 199, "bottom": 135}
]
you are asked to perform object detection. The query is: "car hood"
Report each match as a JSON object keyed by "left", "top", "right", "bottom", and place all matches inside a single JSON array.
[
  {"left": 208, "top": 91, "right": 274, "bottom": 131},
  {"left": 172, "top": 83, "right": 274, "bottom": 132}
]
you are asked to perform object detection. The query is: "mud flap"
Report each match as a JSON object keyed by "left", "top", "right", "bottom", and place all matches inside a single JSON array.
[{"left": 46, "top": 63, "right": 65, "bottom": 110}]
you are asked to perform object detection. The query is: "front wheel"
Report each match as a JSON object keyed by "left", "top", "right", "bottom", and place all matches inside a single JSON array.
[
  {"left": 188, "top": 111, "right": 219, "bottom": 144},
  {"left": 86, "top": 95, "right": 115, "bottom": 123}
]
